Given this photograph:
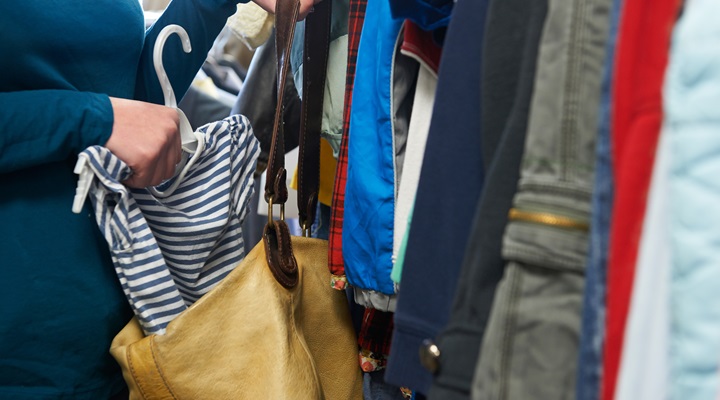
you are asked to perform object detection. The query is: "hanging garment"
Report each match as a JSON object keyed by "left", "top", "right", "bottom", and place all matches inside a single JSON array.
[
  {"left": 575, "top": 0, "right": 624, "bottom": 397},
  {"left": 226, "top": 1, "right": 274, "bottom": 50},
  {"left": 384, "top": 0, "right": 489, "bottom": 393},
  {"left": 614, "top": 127, "right": 671, "bottom": 400},
  {"left": 81, "top": 114, "right": 259, "bottom": 334},
  {"left": 291, "top": 0, "right": 350, "bottom": 157},
  {"left": 350, "top": 18, "right": 432, "bottom": 312},
  {"left": 600, "top": 0, "right": 679, "bottom": 397},
  {"left": 425, "top": 0, "right": 549, "bottom": 397},
  {"left": 391, "top": 21, "right": 441, "bottom": 283},
  {"left": 328, "top": 0, "right": 369, "bottom": 290},
  {"left": 323, "top": 0, "right": 401, "bottom": 388},
  {"left": 470, "top": 0, "right": 611, "bottom": 397},
  {"left": 231, "top": 29, "right": 301, "bottom": 175},
  {"left": 342, "top": 0, "right": 404, "bottom": 297},
  {"left": 388, "top": 0, "right": 453, "bottom": 31},
  {"left": 664, "top": 1, "right": 720, "bottom": 397}
]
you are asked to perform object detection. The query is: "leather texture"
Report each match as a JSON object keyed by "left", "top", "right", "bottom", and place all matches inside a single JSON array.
[
  {"left": 109, "top": 0, "right": 361, "bottom": 398},
  {"left": 110, "top": 237, "right": 363, "bottom": 400},
  {"left": 264, "top": 0, "right": 300, "bottom": 205},
  {"left": 297, "top": 0, "right": 332, "bottom": 229},
  {"left": 263, "top": 219, "right": 299, "bottom": 288},
  {"left": 232, "top": 28, "right": 301, "bottom": 178}
]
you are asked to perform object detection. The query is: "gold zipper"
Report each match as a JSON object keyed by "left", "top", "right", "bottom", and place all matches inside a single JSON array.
[{"left": 508, "top": 208, "right": 589, "bottom": 231}]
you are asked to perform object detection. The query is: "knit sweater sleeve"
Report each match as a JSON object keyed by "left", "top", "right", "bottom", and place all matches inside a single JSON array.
[
  {"left": 0, "top": 90, "right": 114, "bottom": 173},
  {"left": 0, "top": 0, "right": 242, "bottom": 174},
  {"left": 134, "top": 0, "right": 243, "bottom": 104}
]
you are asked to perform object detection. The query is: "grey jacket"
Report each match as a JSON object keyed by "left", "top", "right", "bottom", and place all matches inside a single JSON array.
[{"left": 471, "top": 0, "right": 612, "bottom": 398}]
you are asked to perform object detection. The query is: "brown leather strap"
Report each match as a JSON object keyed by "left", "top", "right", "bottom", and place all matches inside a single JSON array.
[
  {"left": 297, "top": 0, "right": 333, "bottom": 232},
  {"left": 263, "top": 0, "right": 332, "bottom": 286},
  {"left": 264, "top": 0, "right": 301, "bottom": 204}
]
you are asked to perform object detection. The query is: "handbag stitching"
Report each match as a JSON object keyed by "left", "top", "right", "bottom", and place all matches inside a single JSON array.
[
  {"left": 127, "top": 343, "right": 150, "bottom": 400},
  {"left": 288, "top": 259, "right": 325, "bottom": 398},
  {"left": 150, "top": 337, "right": 180, "bottom": 399}
]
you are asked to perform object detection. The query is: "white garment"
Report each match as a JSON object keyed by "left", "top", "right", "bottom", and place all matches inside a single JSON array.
[
  {"left": 81, "top": 114, "right": 259, "bottom": 334},
  {"left": 392, "top": 65, "right": 437, "bottom": 266},
  {"left": 614, "top": 128, "right": 671, "bottom": 400}
]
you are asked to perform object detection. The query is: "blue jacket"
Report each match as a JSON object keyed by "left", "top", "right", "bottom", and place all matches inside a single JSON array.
[{"left": 342, "top": 0, "right": 404, "bottom": 296}]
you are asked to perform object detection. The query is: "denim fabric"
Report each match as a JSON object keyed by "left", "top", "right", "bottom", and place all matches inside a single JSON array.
[
  {"left": 312, "top": 202, "right": 333, "bottom": 240},
  {"left": 473, "top": 260, "right": 586, "bottom": 400},
  {"left": 575, "top": 0, "right": 623, "bottom": 398},
  {"left": 471, "top": 0, "right": 611, "bottom": 396},
  {"left": 363, "top": 370, "right": 407, "bottom": 400}
]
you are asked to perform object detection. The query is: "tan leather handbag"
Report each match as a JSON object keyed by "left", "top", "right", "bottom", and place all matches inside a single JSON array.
[{"left": 109, "top": 0, "right": 363, "bottom": 398}]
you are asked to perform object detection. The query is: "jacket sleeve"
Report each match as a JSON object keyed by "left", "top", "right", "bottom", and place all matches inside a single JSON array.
[
  {"left": 0, "top": 90, "right": 113, "bottom": 173},
  {"left": 134, "top": 0, "right": 243, "bottom": 104}
]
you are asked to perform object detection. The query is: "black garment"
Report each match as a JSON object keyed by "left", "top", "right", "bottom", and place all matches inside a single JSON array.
[
  {"left": 427, "top": 0, "right": 549, "bottom": 398},
  {"left": 178, "top": 85, "right": 233, "bottom": 130},
  {"left": 233, "top": 29, "right": 302, "bottom": 251},
  {"left": 231, "top": 28, "right": 301, "bottom": 176}
]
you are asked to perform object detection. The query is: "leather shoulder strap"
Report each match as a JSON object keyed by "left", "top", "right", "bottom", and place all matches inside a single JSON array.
[
  {"left": 263, "top": 0, "right": 333, "bottom": 288},
  {"left": 264, "top": 0, "right": 301, "bottom": 205},
  {"left": 297, "top": 0, "right": 332, "bottom": 233}
]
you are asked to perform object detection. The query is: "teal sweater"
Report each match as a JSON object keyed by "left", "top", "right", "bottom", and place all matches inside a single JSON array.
[{"left": 0, "top": 1, "right": 239, "bottom": 398}]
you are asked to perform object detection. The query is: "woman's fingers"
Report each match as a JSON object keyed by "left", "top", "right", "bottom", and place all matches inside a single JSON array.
[{"left": 105, "top": 97, "right": 181, "bottom": 188}]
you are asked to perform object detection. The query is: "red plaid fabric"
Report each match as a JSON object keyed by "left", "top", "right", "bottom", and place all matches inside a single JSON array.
[
  {"left": 328, "top": 0, "right": 369, "bottom": 285},
  {"left": 329, "top": 0, "right": 396, "bottom": 367},
  {"left": 358, "top": 307, "right": 395, "bottom": 357}
]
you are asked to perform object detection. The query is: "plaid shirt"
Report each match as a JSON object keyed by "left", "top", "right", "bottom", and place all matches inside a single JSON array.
[
  {"left": 328, "top": 0, "right": 368, "bottom": 285},
  {"left": 328, "top": 0, "right": 396, "bottom": 367},
  {"left": 358, "top": 307, "right": 395, "bottom": 356}
]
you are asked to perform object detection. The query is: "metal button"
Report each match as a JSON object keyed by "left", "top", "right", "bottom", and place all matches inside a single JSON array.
[{"left": 419, "top": 339, "right": 441, "bottom": 374}]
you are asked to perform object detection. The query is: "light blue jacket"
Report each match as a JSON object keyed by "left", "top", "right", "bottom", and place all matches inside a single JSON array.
[{"left": 666, "top": 1, "right": 720, "bottom": 398}]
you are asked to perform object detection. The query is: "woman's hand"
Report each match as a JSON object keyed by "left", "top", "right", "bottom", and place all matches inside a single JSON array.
[
  {"left": 252, "top": 0, "right": 321, "bottom": 20},
  {"left": 105, "top": 97, "right": 182, "bottom": 189}
]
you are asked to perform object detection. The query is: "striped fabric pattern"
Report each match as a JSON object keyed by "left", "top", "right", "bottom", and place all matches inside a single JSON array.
[{"left": 81, "top": 114, "right": 259, "bottom": 334}]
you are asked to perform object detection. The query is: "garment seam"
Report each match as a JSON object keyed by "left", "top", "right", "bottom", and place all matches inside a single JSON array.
[
  {"left": 560, "top": 0, "right": 588, "bottom": 183},
  {"left": 389, "top": 24, "right": 405, "bottom": 277},
  {"left": 498, "top": 265, "right": 523, "bottom": 400}
]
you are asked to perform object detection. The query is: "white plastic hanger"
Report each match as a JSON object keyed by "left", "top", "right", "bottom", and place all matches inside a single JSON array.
[
  {"left": 147, "top": 24, "right": 204, "bottom": 197},
  {"left": 73, "top": 25, "right": 203, "bottom": 213}
]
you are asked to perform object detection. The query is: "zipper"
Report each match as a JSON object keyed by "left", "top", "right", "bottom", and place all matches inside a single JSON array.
[{"left": 509, "top": 208, "right": 590, "bottom": 231}]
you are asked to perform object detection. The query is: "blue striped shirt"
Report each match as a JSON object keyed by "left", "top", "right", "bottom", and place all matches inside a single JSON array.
[{"left": 81, "top": 114, "right": 259, "bottom": 334}]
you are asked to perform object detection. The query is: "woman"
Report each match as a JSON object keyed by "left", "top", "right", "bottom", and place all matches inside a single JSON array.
[{"left": 0, "top": 0, "right": 313, "bottom": 398}]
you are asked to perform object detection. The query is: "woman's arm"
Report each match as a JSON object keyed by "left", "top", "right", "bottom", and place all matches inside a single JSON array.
[
  {"left": 0, "top": 90, "right": 182, "bottom": 187},
  {"left": 0, "top": 90, "right": 113, "bottom": 174}
]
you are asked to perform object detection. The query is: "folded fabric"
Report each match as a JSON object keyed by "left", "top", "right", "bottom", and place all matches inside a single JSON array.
[
  {"left": 227, "top": 2, "right": 275, "bottom": 50},
  {"left": 81, "top": 114, "right": 260, "bottom": 335}
]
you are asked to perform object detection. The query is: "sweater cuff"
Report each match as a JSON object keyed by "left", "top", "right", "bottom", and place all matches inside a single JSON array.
[
  {"left": 427, "top": 326, "right": 485, "bottom": 399},
  {"left": 385, "top": 322, "right": 434, "bottom": 395},
  {"left": 84, "top": 93, "right": 114, "bottom": 149}
]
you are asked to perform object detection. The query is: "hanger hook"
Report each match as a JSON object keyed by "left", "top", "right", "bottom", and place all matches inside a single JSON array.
[{"left": 153, "top": 25, "right": 192, "bottom": 108}]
